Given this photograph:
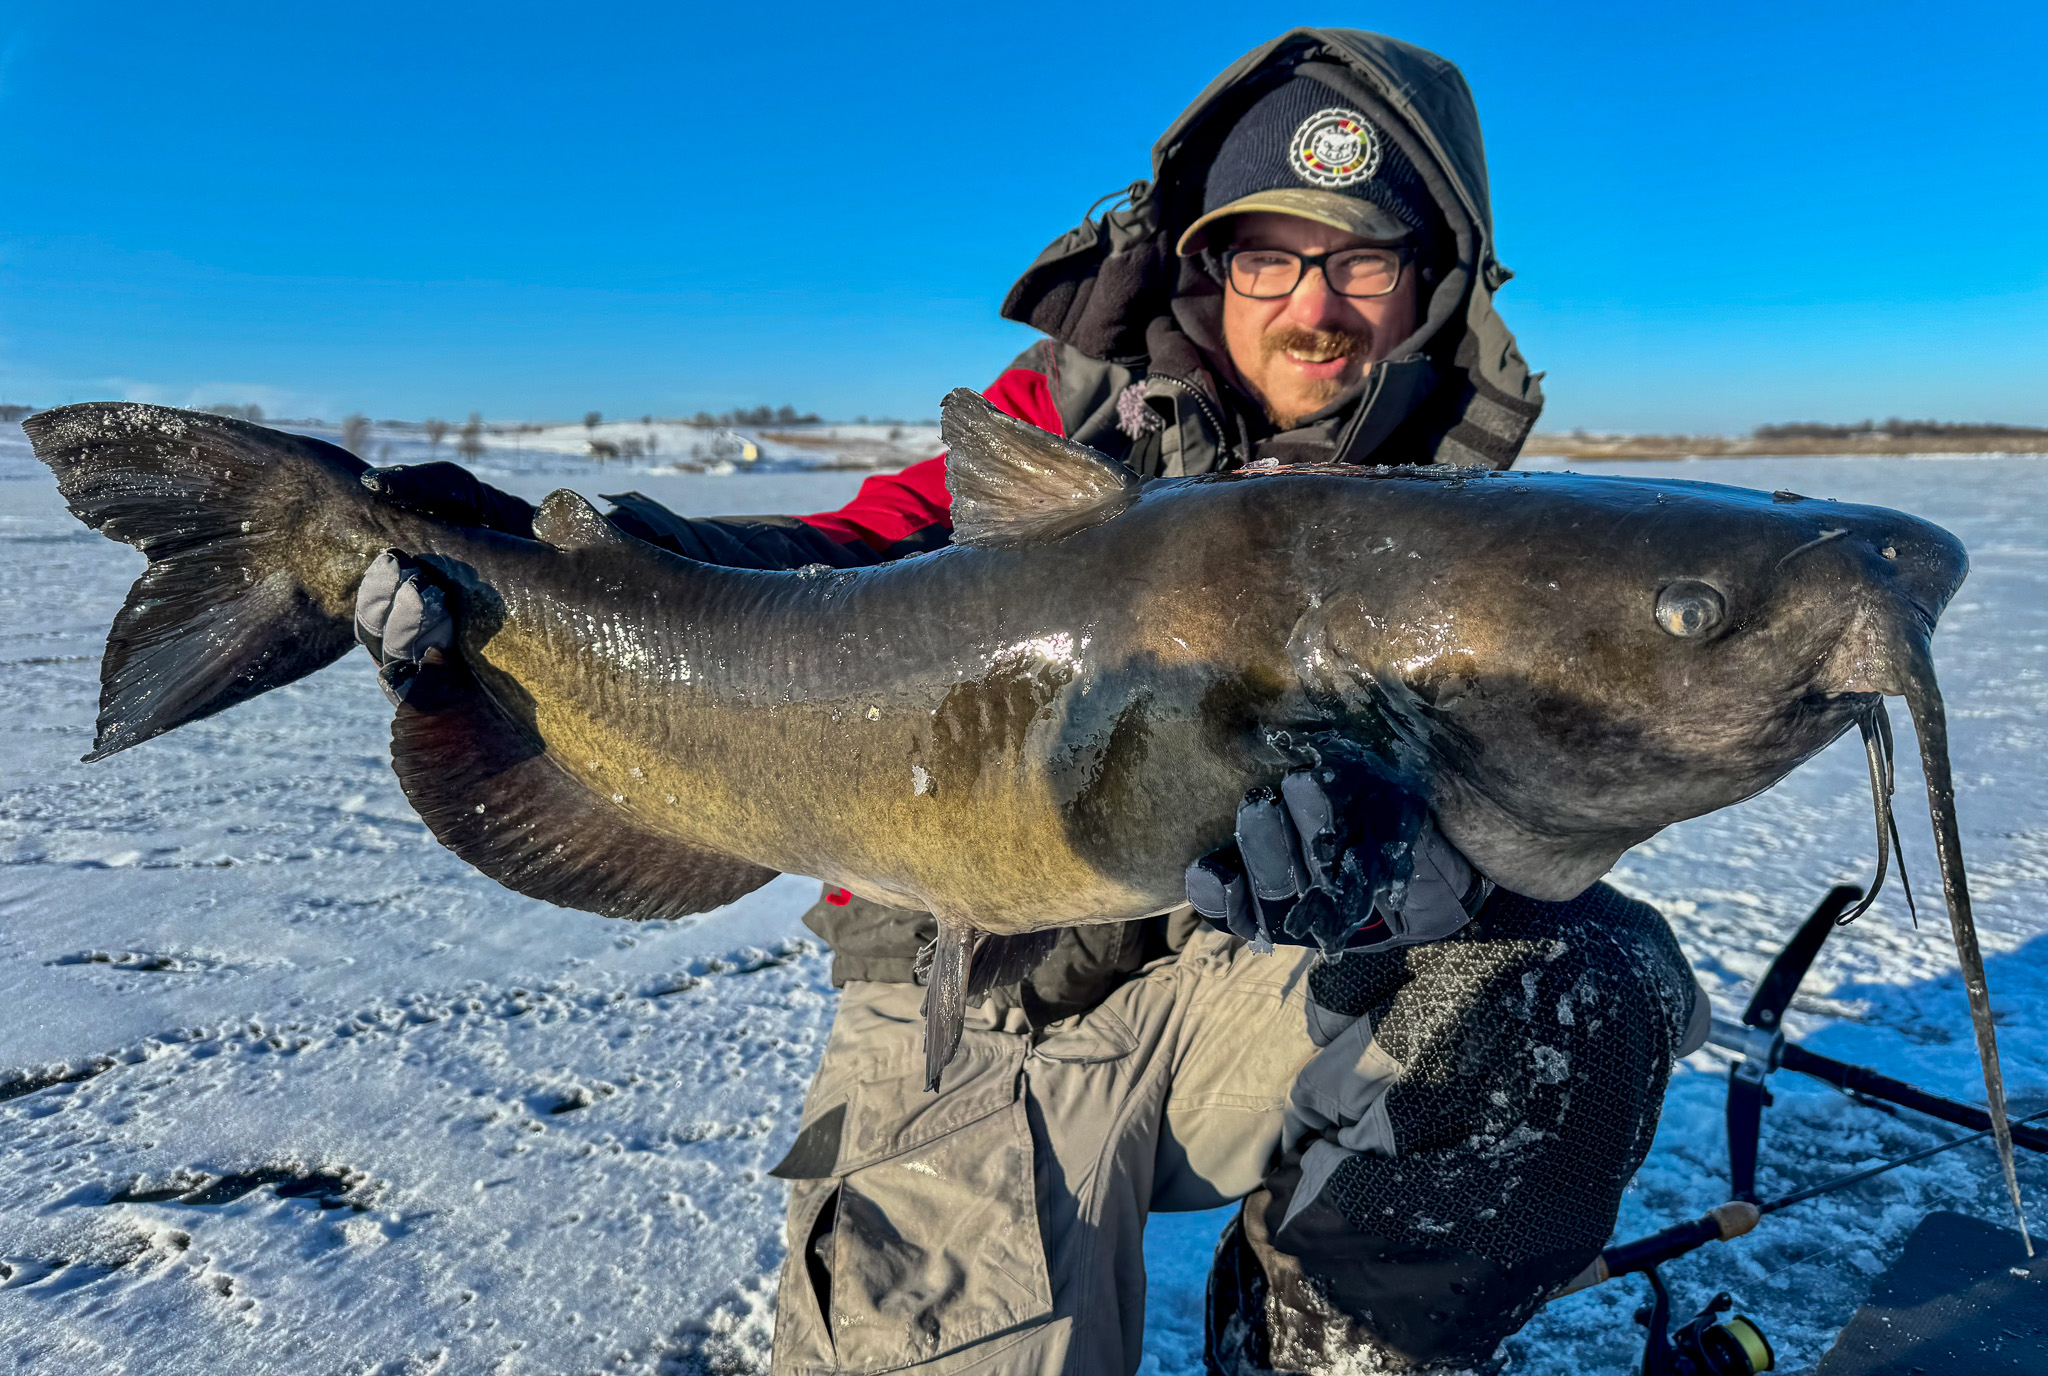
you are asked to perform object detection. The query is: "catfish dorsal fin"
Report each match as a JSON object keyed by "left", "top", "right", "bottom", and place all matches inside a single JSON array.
[
  {"left": 941, "top": 388, "right": 1142, "bottom": 548},
  {"left": 534, "top": 489, "right": 636, "bottom": 550}
]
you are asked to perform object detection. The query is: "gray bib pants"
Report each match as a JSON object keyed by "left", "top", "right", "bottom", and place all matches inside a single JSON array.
[{"left": 769, "top": 886, "right": 1705, "bottom": 1376}]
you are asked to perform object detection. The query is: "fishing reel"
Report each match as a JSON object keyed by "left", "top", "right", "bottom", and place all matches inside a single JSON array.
[{"left": 1635, "top": 1266, "right": 1774, "bottom": 1376}]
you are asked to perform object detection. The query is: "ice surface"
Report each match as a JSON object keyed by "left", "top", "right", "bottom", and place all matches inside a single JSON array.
[
  {"left": 299, "top": 417, "right": 944, "bottom": 482},
  {"left": 2, "top": 429, "right": 2043, "bottom": 1374}
]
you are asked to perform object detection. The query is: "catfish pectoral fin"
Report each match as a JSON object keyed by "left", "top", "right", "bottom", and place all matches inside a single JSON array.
[
  {"left": 391, "top": 656, "right": 774, "bottom": 922},
  {"left": 967, "top": 930, "right": 1063, "bottom": 999},
  {"left": 920, "top": 922, "right": 979, "bottom": 1092},
  {"left": 917, "top": 925, "right": 1064, "bottom": 1091}
]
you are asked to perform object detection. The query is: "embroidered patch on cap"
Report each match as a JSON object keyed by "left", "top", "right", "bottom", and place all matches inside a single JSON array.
[{"left": 1288, "top": 108, "right": 1381, "bottom": 189}]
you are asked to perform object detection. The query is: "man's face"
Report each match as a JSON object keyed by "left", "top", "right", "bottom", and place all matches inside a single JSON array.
[{"left": 1219, "top": 212, "right": 1420, "bottom": 430}]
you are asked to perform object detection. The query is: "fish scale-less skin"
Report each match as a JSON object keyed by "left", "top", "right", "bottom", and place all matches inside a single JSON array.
[
  {"left": 426, "top": 495, "right": 1303, "bottom": 932},
  {"left": 344, "top": 461, "right": 1960, "bottom": 942}
]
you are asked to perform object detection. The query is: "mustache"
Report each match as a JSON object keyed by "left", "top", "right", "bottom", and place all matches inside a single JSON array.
[{"left": 1260, "top": 327, "right": 1370, "bottom": 365}]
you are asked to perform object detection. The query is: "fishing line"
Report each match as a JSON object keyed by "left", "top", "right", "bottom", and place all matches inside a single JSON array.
[{"left": 1759, "top": 1103, "right": 2048, "bottom": 1216}]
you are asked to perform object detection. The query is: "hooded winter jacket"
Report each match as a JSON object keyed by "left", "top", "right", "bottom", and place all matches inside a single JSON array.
[{"left": 604, "top": 29, "right": 1544, "bottom": 1007}]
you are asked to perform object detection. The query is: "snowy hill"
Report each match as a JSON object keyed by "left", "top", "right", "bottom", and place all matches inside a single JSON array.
[
  {"left": 1, "top": 430, "right": 2043, "bottom": 1374},
  {"left": 287, "top": 417, "right": 944, "bottom": 481}
]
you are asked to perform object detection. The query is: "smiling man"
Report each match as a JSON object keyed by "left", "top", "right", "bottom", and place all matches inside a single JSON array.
[
  {"left": 1182, "top": 83, "right": 1430, "bottom": 433},
  {"left": 1212, "top": 211, "right": 1421, "bottom": 427},
  {"left": 364, "top": 28, "right": 1705, "bottom": 1376}
]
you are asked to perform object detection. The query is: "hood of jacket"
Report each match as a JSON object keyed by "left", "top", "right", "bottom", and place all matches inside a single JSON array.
[{"left": 1001, "top": 28, "right": 1542, "bottom": 469}]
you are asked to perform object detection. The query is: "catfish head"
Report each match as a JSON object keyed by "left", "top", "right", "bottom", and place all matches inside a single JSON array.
[{"left": 1281, "top": 468, "right": 1969, "bottom": 902}]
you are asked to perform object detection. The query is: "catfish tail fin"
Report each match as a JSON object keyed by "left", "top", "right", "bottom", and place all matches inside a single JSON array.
[{"left": 22, "top": 403, "right": 384, "bottom": 760}]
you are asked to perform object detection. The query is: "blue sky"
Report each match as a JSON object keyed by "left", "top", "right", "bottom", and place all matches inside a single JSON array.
[{"left": 2, "top": 1, "right": 2043, "bottom": 432}]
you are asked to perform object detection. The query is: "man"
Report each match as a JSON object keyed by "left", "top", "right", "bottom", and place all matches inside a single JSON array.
[{"left": 361, "top": 28, "right": 1707, "bottom": 1375}]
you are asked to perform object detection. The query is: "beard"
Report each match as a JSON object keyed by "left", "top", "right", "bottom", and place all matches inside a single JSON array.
[{"left": 1256, "top": 326, "right": 1372, "bottom": 426}]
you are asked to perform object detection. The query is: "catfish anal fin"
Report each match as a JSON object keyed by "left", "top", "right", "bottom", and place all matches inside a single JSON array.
[{"left": 390, "top": 661, "right": 774, "bottom": 921}]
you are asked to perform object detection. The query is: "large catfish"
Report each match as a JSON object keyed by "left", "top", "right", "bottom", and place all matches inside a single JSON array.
[{"left": 22, "top": 394, "right": 2026, "bottom": 1243}]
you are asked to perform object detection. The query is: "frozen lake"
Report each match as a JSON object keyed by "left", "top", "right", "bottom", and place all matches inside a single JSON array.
[{"left": 2, "top": 428, "right": 2043, "bottom": 1374}]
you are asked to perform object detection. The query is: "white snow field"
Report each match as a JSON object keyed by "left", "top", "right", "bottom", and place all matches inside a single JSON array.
[
  {"left": 2, "top": 425, "right": 2043, "bottom": 1375},
  {"left": 309, "top": 417, "right": 945, "bottom": 480}
]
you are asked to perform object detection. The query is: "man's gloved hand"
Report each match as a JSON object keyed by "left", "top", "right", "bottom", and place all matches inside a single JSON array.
[
  {"left": 355, "top": 550, "right": 457, "bottom": 705},
  {"left": 1184, "top": 733, "right": 1492, "bottom": 953},
  {"left": 359, "top": 460, "right": 538, "bottom": 537}
]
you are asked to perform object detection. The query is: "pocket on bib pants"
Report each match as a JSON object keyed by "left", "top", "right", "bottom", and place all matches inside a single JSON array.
[{"left": 776, "top": 1051, "right": 1053, "bottom": 1375}]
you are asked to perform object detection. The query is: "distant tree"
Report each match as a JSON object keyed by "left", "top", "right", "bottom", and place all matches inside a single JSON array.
[
  {"left": 340, "top": 413, "right": 371, "bottom": 456},
  {"left": 0, "top": 403, "right": 33, "bottom": 423},
  {"left": 888, "top": 425, "right": 904, "bottom": 441},
  {"left": 247, "top": 404, "right": 264, "bottom": 422},
  {"left": 424, "top": 418, "right": 449, "bottom": 448},
  {"left": 1756, "top": 416, "right": 2048, "bottom": 442},
  {"left": 690, "top": 412, "right": 717, "bottom": 428},
  {"left": 775, "top": 405, "right": 798, "bottom": 424},
  {"left": 641, "top": 414, "right": 652, "bottom": 426},
  {"left": 585, "top": 411, "right": 603, "bottom": 431},
  {"left": 457, "top": 412, "right": 485, "bottom": 460},
  {"left": 855, "top": 415, "right": 869, "bottom": 426}
]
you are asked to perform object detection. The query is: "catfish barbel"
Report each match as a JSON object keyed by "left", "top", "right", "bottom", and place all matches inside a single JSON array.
[{"left": 21, "top": 392, "right": 2026, "bottom": 1245}]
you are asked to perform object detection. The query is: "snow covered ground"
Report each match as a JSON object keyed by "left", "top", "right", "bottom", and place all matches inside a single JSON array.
[
  {"left": 2, "top": 427, "right": 2043, "bottom": 1374},
  {"left": 313, "top": 418, "right": 944, "bottom": 479}
]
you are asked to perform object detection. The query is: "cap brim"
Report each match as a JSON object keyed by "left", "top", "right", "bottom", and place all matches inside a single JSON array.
[{"left": 1175, "top": 188, "right": 1413, "bottom": 257}]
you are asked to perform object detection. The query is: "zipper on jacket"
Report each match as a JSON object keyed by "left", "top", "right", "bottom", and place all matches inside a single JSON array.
[{"left": 1148, "top": 374, "right": 1237, "bottom": 469}]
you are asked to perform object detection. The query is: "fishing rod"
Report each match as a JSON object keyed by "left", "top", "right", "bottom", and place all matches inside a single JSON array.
[
  {"left": 1717, "top": 885, "right": 2048, "bottom": 1206},
  {"left": 1595, "top": 1102, "right": 2048, "bottom": 1290},
  {"left": 1583, "top": 1105, "right": 2048, "bottom": 1376},
  {"left": 1580, "top": 883, "right": 2048, "bottom": 1375}
]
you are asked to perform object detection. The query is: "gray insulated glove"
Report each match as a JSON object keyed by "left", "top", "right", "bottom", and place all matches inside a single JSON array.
[
  {"left": 355, "top": 549, "right": 457, "bottom": 705},
  {"left": 1184, "top": 733, "right": 1492, "bottom": 953}
]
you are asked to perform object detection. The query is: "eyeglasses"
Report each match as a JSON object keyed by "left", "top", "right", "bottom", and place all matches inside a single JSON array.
[{"left": 1222, "top": 246, "right": 1407, "bottom": 300}]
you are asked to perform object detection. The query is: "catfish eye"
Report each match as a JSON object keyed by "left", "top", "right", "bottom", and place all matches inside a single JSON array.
[{"left": 1654, "top": 580, "right": 1727, "bottom": 638}]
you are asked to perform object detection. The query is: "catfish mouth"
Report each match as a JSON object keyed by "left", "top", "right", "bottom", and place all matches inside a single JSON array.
[{"left": 1421, "top": 672, "right": 1871, "bottom": 904}]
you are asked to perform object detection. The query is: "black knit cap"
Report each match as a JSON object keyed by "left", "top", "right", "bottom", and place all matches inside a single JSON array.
[{"left": 1177, "top": 75, "right": 1434, "bottom": 256}]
